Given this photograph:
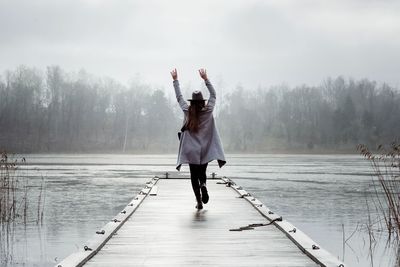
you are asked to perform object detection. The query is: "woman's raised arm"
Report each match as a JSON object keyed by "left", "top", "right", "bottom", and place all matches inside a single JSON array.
[
  {"left": 171, "top": 68, "right": 189, "bottom": 111},
  {"left": 199, "top": 69, "right": 216, "bottom": 108}
]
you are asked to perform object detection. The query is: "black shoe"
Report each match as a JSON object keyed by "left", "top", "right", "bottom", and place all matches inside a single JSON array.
[
  {"left": 196, "top": 202, "right": 203, "bottom": 210},
  {"left": 200, "top": 184, "right": 209, "bottom": 204}
]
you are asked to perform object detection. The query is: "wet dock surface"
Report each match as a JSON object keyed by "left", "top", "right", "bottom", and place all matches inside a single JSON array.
[{"left": 57, "top": 178, "right": 344, "bottom": 267}]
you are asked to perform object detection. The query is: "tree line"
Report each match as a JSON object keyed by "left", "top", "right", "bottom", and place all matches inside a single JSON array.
[
  {"left": 219, "top": 77, "right": 400, "bottom": 152},
  {"left": 0, "top": 65, "right": 399, "bottom": 153}
]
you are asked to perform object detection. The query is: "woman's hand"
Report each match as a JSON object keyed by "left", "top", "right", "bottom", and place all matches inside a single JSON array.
[
  {"left": 198, "top": 69, "right": 208, "bottom": 81},
  {"left": 170, "top": 68, "right": 178, "bottom": 81}
]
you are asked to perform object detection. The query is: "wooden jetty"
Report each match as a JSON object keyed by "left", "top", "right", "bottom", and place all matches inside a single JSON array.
[{"left": 56, "top": 175, "right": 345, "bottom": 267}]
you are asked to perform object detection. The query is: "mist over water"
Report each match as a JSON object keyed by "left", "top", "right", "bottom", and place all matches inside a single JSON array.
[
  {"left": 1, "top": 154, "right": 395, "bottom": 267},
  {"left": 1, "top": 67, "right": 399, "bottom": 154}
]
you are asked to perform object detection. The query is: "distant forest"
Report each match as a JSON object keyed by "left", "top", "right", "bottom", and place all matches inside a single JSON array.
[{"left": 1, "top": 65, "right": 399, "bottom": 153}]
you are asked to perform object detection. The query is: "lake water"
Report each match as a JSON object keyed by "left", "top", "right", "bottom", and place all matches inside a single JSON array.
[{"left": 0, "top": 154, "right": 396, "bottom": 267}]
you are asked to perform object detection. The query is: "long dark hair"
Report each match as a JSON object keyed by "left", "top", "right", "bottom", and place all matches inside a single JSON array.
[{"left": 187, "top": 101, "right": 205, "bottom": 132}]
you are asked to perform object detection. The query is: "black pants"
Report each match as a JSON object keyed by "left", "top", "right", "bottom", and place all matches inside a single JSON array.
[{"left": 189, "top": 163, "right": 208, "bottom": 202}]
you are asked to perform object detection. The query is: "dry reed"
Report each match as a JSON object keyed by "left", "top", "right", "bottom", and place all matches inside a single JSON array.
[
  {"left": 0, "top": 151, "right": 45, "bottom": 265},
  {"left": 358, "top": 143, "right": 400, "bottom": 266}
]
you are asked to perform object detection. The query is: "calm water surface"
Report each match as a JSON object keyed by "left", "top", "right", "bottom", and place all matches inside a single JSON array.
[{"left": 1, "top": 154, "right": 396, "bottom": 267}]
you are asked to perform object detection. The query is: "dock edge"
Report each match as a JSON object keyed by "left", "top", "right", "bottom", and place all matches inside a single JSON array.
[
  {"left": 55, "top": 177, "right": 160, "bottom": 267},
  {"left": 220, "top": 177, "right": 345, "bottom": 267}
]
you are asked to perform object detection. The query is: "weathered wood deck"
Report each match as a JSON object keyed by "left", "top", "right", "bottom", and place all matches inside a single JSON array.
[{"left": 56, "top": 176, "right": 344, "bottom": 267}]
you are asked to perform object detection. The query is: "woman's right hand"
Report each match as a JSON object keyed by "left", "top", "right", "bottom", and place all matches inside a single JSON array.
[
  {"left": 170, "top": 68, "right": 178, "bottom": 81},
  {"left": 198, "top": 69, "right": 208, "bottom": 81}
]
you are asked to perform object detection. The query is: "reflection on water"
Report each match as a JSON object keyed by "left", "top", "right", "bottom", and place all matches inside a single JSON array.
[{"left": 0, "top": 154, "right": 396, "bottom": 266}]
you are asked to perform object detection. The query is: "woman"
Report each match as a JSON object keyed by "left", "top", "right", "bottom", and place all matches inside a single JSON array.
[{"left": 170, "top": 68, "right": 226, "bottom": 210}]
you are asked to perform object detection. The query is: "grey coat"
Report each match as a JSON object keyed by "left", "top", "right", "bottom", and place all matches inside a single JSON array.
[{"left": 174, "top": 79, "right": 226, "bottom": 171}]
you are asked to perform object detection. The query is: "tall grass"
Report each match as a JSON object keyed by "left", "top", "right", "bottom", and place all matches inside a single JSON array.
[
  {"left": 358, "top": 143, "right": 400, "bottom": 266},
  {"left": 0, "top": 151, "right": 45, "bottom": 265}
]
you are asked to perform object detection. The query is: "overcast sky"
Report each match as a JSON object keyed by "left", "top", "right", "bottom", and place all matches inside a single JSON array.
[{"left": 1, "top": 0, "right": 399, "bottom": 89}]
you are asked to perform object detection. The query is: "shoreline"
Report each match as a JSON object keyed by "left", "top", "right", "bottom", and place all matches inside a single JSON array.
[{"left": 9, "top": 150, "right": 363, "bottom": 155}]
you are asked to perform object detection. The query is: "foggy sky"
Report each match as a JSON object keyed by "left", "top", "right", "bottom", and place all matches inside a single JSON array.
[{"left": 1, "top": 0, "right": 399, "bottom": 89}]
